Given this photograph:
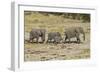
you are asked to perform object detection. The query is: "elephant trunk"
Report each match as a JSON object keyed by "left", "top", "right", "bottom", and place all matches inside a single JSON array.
[{"left": 41, "top": 33, "right": 45, "bottom": 42}]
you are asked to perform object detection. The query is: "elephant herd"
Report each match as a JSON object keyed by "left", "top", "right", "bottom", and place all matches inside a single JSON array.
[{"left": 29, "top": 27, "right": 85, "bottom": 44}]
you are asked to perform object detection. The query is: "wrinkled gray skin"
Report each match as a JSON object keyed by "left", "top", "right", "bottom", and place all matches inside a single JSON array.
[
  {"left": 64, "top": 27, "right": 85, "bottom": 43},
  {"left": 47, "top": 32, "right": 62, "bottom": 44},
  {"left": 30, "top": 29, "right": 46, "bottom": 43}
]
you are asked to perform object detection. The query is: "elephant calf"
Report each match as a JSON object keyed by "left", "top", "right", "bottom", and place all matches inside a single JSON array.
[
  {"left": 29, "top": 28, "right": 46, "bottom": 43},
  {"left": 47, "top": 32, "right": 62, "bottom": 44},
  {"left": 64, "top": 27, "right": 85, "bottom": 43}
]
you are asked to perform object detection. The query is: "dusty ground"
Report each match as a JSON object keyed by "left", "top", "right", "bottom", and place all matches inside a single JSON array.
[
  {"left": 24, "top": 33, "right": 90, "bottom": 61},
  {"left": 24, "top": 12, "right": 90, "bottom": 61}
]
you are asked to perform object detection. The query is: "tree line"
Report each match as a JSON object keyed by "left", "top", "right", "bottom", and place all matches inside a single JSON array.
[{"left": 24, "top": 11, "right": 90, "bottom": 22}]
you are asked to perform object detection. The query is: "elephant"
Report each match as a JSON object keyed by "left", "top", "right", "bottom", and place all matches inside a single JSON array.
[
  {"left": 64, "top": 27, "right": 85, "bottom": 43},
  {"left": 47, "top": 32, "right": 62, "bottom": 44},
  {"left": 29, "top": 28, "right": 46, "bottom": 43}
]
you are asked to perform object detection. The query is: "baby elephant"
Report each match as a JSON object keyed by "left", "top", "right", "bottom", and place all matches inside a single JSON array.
[
  {"left": 29, "top": 28, "right": 46, "bottom": 43},
  {"left": 64, "top": 27, "right": 85, "bottom": 43},
  {"left": 47, "top": 32, "right": 62, "bottom": 44}
]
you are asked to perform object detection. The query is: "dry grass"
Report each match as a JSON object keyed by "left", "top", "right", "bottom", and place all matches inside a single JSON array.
[{"left": 24, "top": 12, "right": 90, "bottom": 61}]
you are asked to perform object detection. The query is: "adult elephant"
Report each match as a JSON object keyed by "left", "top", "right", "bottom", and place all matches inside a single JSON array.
[
  {"left": 47, "top": 32, "right": 62, "bottom": 44},
  {"left": 64, "top": 27, "right": 85, "bottom": 43},
  {"left": 29, "top": 28, "right": 46, "bottom": 43}
]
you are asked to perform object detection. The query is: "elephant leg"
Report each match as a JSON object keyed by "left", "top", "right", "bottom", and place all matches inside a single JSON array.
[
  {"left": 67, "top": 36, "right": 71, "bottom": 43},
  {"left": 41, "top": 37, "right": 45, "bottom": 43},
  {"left": 42, "top": 39, "right": 45, "bottom": 43},
  {"left": 53, "top": 39, "right": 56, "bottom": 44},
  {"left": 68, "top": 38, "right": 71, "bottom": 43},
  {"left": 76, "top": 35, "right": 80, "bottom": 43},
  {"left": 32, "top": 38, "right": 34, "bottom": 43},
  {"left": 49, "top": 38, "right": 53, "bottom": 43},
  {"left": 52, "top": 39, "right": 55, "bottom": 43},
  {"left": 46, "top": 40, "right": 49, "bottom": 43},
  {"left": 47, "top": 38, "right": 51, "bottom": 43},
  {"left": 65, "top": 36, "right": 67, "bottom": 41},
  {"left": 30, "top": 38, "right": 34, "bottom": 43},
  {"left": 77, "top": 38, "right": 80, "bottom": 43},
  {"left": 46, "top": 37, "right": 49, "bottom": 43},
  {"left": 64, "top": 36, "right": 68, "bottom": 43},
  {"left": 36, "top": 37, "right": 39, "bottom": 43}
]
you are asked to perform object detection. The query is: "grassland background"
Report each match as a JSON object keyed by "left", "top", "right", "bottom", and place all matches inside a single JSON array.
[{"left": 24, "top": 11, "right": 90, "bottom": 61}]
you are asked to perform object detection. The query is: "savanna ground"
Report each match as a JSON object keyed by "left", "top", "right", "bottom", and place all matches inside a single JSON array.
[{"left": 24, "top": 11, "right": 90, "bottom": 61}]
